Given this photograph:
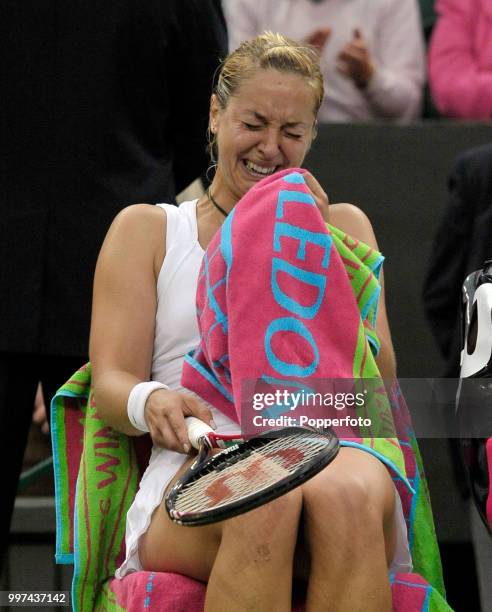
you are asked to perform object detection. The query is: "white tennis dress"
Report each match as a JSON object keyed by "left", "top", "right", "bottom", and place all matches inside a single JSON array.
[{"left": 116, "top": 199, "right": 412, "bottom": 578}]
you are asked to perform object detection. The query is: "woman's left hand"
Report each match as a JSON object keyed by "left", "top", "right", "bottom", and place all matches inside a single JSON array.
[{"left": 303, "top": 171, "right": 330, "bottom": 223}]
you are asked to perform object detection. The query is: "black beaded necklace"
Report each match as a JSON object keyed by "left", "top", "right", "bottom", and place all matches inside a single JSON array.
[{"left": 207, "top": 188, "right": 230, "bottom": 218}]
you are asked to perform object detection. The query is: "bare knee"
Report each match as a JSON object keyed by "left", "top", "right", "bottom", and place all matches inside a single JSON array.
[
  {"left": 205, "top": 491, "right": 303, "bottom": 611},
  {"left": 302, "top": 450, "right": 395, "bottom": 544},
  {"left": 220, "top": 488, "right": 302, "bottom": 566},
  {"left": 300, "top": 451, "right": 395, "bottom": 611},
  {"left": 223, "top": 487, "right": 302, "bottom": 543}
]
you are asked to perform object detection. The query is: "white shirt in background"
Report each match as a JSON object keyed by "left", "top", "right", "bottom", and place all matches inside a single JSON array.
[{"left": 223, "top": 0, "right": 426, "bottom": 123}]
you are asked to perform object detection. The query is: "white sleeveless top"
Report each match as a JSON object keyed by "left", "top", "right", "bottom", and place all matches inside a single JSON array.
[
  {"left": 151, "top": 199, "right": 203, "bottom": 386},
  {"left": 116, "top": 200, "right": 239, "bottom": 577},
  {"left": 116, "top": 199, "right": 411, "bottom": 578}
]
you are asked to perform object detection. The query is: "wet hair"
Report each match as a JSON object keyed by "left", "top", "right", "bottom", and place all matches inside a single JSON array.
[{"left": 208, "top": 31, "right": 324, "bottom": 163}]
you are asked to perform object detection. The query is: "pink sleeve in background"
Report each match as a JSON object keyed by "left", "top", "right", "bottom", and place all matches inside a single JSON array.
[{"left": 429, "top": 0, "right": 492, "bottom": 119}]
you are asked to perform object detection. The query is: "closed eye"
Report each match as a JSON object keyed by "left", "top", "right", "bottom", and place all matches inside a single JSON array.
[
  {"left": 243, "top": 122, "right": 262, "bottom": 130},
  {"left": 285, "top": 132, "right": 302, "bottom": 140}
]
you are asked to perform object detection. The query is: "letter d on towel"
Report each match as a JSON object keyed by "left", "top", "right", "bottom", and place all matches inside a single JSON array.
[{"left": 271, "top": 257, "right": 326, "bottom": 319}]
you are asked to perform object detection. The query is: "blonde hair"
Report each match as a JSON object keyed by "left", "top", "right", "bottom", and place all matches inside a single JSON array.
[{"left": 208, "top": 32, "right": 324, "bottom": 162}]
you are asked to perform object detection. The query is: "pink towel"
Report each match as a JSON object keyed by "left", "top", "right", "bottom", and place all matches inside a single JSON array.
[{"left": 181, "top": 168, "right": 362, "bottom": 423}]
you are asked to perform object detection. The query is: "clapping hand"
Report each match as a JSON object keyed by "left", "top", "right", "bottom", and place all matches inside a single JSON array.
[
  {"left": 304, "top": 26, "right": 331, "bottom": 52},
  {"left": 337, "top": 28, "right": 375, "bottom": 89}
]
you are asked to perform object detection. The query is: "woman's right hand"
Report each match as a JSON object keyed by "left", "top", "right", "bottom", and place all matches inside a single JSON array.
[{"left": 144, "top": 388, "right": 215, "bottom": 453}]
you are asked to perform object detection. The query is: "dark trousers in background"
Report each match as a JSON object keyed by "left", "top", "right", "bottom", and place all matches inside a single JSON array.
[{"left": 0, "top": 353, "right": 86, "bottom": 574}]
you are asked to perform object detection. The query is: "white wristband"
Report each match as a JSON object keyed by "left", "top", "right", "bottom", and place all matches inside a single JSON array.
[{"left": 127, "top": 381, "right": 169, "bottom": 432}]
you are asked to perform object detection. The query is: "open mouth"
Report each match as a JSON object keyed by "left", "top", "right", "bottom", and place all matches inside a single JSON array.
[{"left": 243, "top": 159, "right": 279, "bottom": 178}]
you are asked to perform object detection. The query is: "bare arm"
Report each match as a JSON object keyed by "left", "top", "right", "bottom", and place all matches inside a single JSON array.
[
  {"left": 360, "top": 0, "right": 425, "bottom": 121},
  {"left": 89, "top": 204, "right": 213, "bottom": 451},
  {"left": 89, "top": 204, "right": 164, "bottom": 434},
  {"left": 330, "top": 203, "right": 397, "bottom": 379}
]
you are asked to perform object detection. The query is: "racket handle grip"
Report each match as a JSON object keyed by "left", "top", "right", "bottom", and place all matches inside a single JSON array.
[{"left": 186, "top": 416, "right": 215, "bottom": 449}]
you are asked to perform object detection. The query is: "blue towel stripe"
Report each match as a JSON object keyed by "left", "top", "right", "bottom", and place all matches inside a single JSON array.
[
  {"left": 72, "top": 472, "right": 82, "bottom": 611},
  {"left": 422, "top": 583, "right": 433, "bottom": 611},
  {"left": 370, "top": 252, "right": 385, "bottom": 276},
  {"left": 408, "top": 462, "right": 421, "bottom": 550},
  {"left": 144, "top": 573, "right": 155, "bottom": 608},
  {"left": 203, "top": 254, "right": 228, "bottom": 332},
  {"left": 283, "top": 171, "right": 306, "bottom": 184},
  {"left": 366, "top": 332, "right": 381, "bottom": 357},
  {"left": 220, "top": 208, "right": 235, "bottom": 278},
  {"left": 399, "top": 440, "right": 412, "bottom": 448},
  {"left": 184, "top": 352, "right": 234, "bottom": 402},
  {"left": 51, "top": 389, "right": 88, "bottom": 565},
  {"left": 392, "top": 578, "right": 428, "bottom": 590},
  {"left": 339, "top": 440, "right": 415, "bottom": 494},
  {"left": 204, "top": 319, "right": 227, "bottom": 348},
  {"left": 360, "top": 283, "right": 381, "bottom": 324}
]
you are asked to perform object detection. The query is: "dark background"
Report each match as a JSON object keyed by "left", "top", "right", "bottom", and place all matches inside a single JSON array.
[{"left": 307, "top": 121, "right": 492, "bottom": 611}]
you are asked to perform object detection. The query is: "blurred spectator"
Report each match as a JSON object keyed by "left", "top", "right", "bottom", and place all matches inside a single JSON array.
[
  {"left": 429, "top": 0, "right": 492, "bottom": 119},
  {"left": 0, "top": 0, "right": 226, "bottom": 573},
  {"left": 423, "top": 143, "right": 492, "bottom": 376},
  {"left": 223, "top": 0, "right": 426, "bottom": 123}
]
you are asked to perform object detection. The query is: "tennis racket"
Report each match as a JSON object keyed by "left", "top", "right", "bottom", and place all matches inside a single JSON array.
[{"left": 165, "top": 417, "right": 339, "bottom": 526}]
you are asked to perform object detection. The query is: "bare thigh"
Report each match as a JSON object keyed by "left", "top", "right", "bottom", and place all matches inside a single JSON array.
[
  {"left": 139, "top": 455, "right": 302, "bottom": 582},
  {"left": 298, "top": 446, "right": 397, "bottom": 571},
  {"left": 139, "top": 455, "right": 223, "bottom": 582},
  {"left": 139, "top": 447, "right": 396, "bottom": 582}
]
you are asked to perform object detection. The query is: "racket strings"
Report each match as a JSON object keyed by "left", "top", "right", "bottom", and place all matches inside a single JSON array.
[{"left": 174, "top": 433, "right": 329, "bottom": 514}]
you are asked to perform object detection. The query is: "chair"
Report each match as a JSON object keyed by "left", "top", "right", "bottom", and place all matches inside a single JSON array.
[{"left": 51, "top": 363, "right": 452, "bottom": 611}]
